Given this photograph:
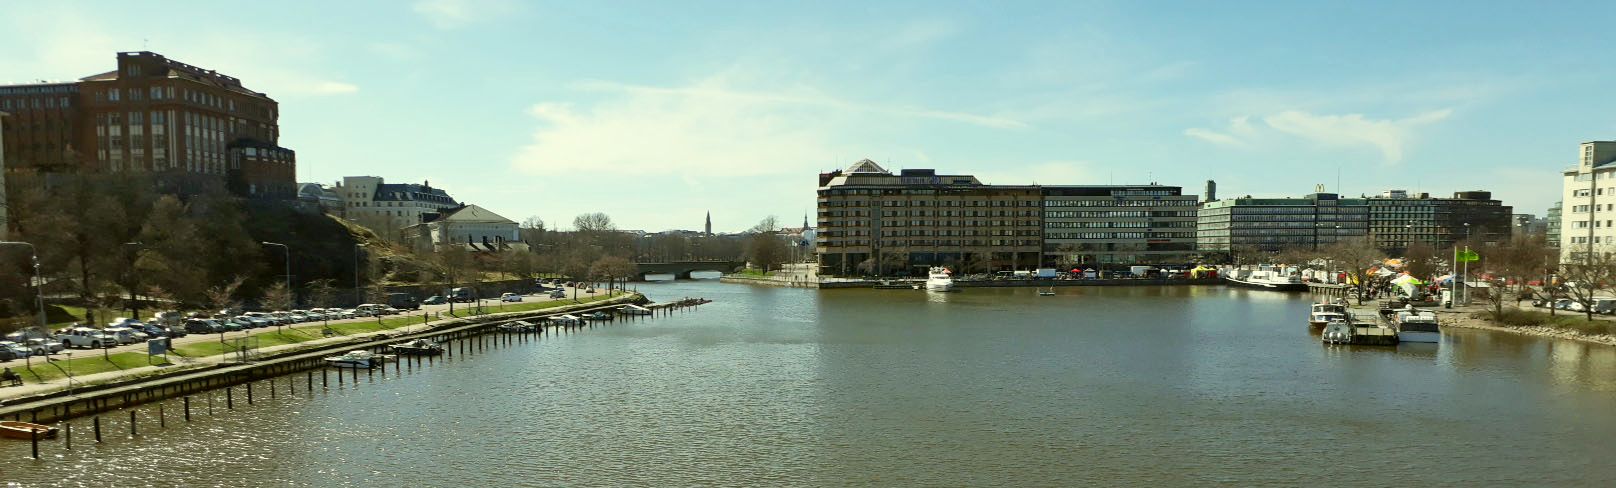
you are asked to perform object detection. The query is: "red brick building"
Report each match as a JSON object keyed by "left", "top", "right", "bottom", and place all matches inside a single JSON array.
[{"left": 0, "top": 51, "right": 296, "bottom": 198}]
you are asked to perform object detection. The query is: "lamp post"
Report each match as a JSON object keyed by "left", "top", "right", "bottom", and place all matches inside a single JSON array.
[
  {"left": 260, "top": 241, "right": 290, "bottom": 301},
  {"left": 1462, "top": 222, "right": 1472, "bottom": 304},
  {"left": 0, "top": 241, "right": 46, "bottom": 332}
]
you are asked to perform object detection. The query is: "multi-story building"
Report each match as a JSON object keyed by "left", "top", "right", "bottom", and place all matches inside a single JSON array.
[
  {"left": 1512, "top": 213, "right": 1547, "bottom": 238},
  {"left": 1559, "top": 141, "right": 1616, "bottom": 262},
  {"left": 0, "top": 51, "right": 295, "bottom": 198},
  {"left": 1042, "top": 185, "right": 1199, "bottom": 266},
  {"left": 1366, "top": 190, "right": 1512, "bottom": 251},
  {"left": 0, "top": 110, "right": 8, "bottom": 239},
  {"left": 337, "top": 176, "right": 459, "bottom": 236},
  {"left": 1197, "top": 191, "right": 1370, "bottom": 253},
  {"left": 1546, "top": 201, "right": 1562, "bottom": 248},
  {"left": 816, "top": 160, "right": 1042, "bottom": 276},
  {"left": 400, "top": 204, "right": 524, "bottom": 253}
]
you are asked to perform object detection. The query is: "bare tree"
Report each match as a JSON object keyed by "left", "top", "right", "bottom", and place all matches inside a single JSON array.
[
  {"left": 1320, "top": 237, "right": 1386, "bottom": 305},
  {"left": 588, "top": 256, "right": 637, "bottom": 293},
  {"left": 573, "top": 213, "right": 616, "bottom": 233},
  {"left": 260, "top": 282, "right": 293, "bottom": 332},
  {"left": 203, "top": 276, "right": 247, "bottom": 314},
  {"left": 1402, "top": 241, "right": 1439, "bottom": 280},
  {"left": 1559, "top": 245, "right": 1616, "bottom": 321}
]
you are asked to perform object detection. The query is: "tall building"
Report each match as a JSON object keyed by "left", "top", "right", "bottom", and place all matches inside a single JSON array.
[
  {"left": 0, "top": 110, "right": 8, "bottom": 240},
  {"left": 1559, "top": 141, "right": 1616, "bottom": 262},
  {"left": 0, "top": 51, "right": 295, "bottom": 198},
  {"left": 1197, "top": 192, "right": 1370, "bottom": 253},
  {"left": 337, "top": 176, "right": 459, "bottom": 236},
  {"left": 1512, "top": 213, "right": 1547, "bottom": 238},
  {"left": 816, "top": 160, "right": 1042, "bottom": 276},
  {"left": 1366, "top": 190, "right": 1512, "bottom": 251},
  {"left": 1546, "top": 201, "right": 1562, "bottom": 248},
  {"left": 1042, "top": 185, "right": 1199, "bottom": 265}
]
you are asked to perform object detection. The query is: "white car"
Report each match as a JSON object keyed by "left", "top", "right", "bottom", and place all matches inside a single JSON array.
[
  {"left": 501, "top": 293, "right": 523, "bottom": 302},
  {"left": 25, "top": 338, "right": 64, "bottom": 355}
]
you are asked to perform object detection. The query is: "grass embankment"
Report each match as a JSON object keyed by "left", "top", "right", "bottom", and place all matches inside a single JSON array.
[
  {"left": 734, "top": 269, "right": 773, "bottom": 277},
  {"left": 170, "top": 293, "right": 627, "bottom": 357},
  {"left": 1481, "top": 309, "right": 1616, "bottom": 336},
  {"left": 11, "top": 352, "right": 172, "bottom": 383}
]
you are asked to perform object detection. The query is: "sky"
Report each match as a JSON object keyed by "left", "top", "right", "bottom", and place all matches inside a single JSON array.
[{"left": 3, "top": 0, "right": 1612, "bottom": 232}]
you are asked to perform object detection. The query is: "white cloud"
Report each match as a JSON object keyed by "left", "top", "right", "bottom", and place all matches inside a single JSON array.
[
  {"left": 307, "top": 81, "right": 360, "bottom": 95},
  {"left": 1184, "top": 110, "right": 1452, "bottom": 163},
  {"left": 412, "top": 0, "right": 515, "bottom": 30}
]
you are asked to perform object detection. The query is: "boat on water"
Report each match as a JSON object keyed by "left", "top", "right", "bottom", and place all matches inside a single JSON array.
[
  {"left": 582, "top": 311, "right": 613, "bottom": 321},
  {"left": 1308, "top": 302, "right": 1348, "bottom": 328},
  {"left": 1225, "top": 265, "right": 1308, "bottom": 292},
  {"left": 926, "top": 267, "right": 955, "bottom": 292},
  {"left": 496, "top": 321, "right": 538, "bottom": 333},
  {"left": 551, "top": 314, "right": 582, "bottom": 326},
  {"left": 1321, "top": 318, "right": 1355, "bottom": 345},
  {"left": 0, "top": 421, "right": 57, "bottom": 440},
  {"left": 1038, "top": 287, "right": 1056, "bottom": 296},
  {"left": 389, "top": 339, "right": 444, "bottom": 355},
  {"left": 619, "top": 304, "right": 652, "bottom": 316},
  {"left": 1393, "top": 308, "right": 1441, "bottom": 343},
  {"left": 323, "top": 350, "right": 392, "bottom": 369}
]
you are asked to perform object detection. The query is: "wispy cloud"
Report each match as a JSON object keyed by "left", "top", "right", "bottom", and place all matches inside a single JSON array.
[
  {"left": 412, "top": 0, "right": 516, "bottom": 30},
  {"left": 572, "top": 79, "right": 1028, "bottom": 129},
  {"left": 1184, "top": 110, "right": 1453, "bottom": 163}
]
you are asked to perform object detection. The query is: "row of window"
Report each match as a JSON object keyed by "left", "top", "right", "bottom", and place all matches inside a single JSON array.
[
  {"left": 1045, "top": 232, "right": 1194, "bottom": 240},
  {"left": 1044, "top": 199, "right": 1198, "bottom": 207}
]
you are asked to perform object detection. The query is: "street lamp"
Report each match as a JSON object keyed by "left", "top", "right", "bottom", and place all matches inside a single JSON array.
[
  {"left": 1462, "top": 222, "right": 1472, "bottom": 303},
  {"left": 354, "top": 243, "right": 367, "bottom": 305},
  {"left": 0, "top": 241, "right": 46, "bottom": 332},
  {"left": 261, "top": 241, "right": 291, "bottom": 302}
]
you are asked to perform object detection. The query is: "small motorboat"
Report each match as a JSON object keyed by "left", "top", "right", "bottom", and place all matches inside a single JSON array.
[
  {"left": 324, "top": 350, "right": 391, "bottom": 369},
  {"left": 551, "top": 314, "right": 582, "bottom": 326},
  {"left": 582, "top": 311, "right": 613, "bottom": 321},
  {"left": 388, "top": 339, "right": 444, "bottom": 355},
  {"left": 0, "top": 421, "right": 58, "bottom": 440},
  {"left": 619, "top": 305, "right": 652, "bottom": 316},
  {"left": 1321, "top": 318, "right": 1354, "bottom": 345}
]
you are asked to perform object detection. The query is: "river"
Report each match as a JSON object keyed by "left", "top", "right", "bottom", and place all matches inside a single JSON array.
[{"left": 4, "top": 282, "right": 1615, "bottom": 486}]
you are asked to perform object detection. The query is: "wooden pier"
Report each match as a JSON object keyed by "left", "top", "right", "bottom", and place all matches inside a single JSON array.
[{"left": 0, "top": 295, "right": 712, "bottom": 430}]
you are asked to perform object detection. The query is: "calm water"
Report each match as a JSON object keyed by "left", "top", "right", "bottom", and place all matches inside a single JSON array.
[{"left": 4, "top": 282, "right": 1616, "bottom": 486}]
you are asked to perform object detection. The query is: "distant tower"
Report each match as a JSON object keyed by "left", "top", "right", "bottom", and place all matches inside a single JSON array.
[
  {"left": 802, "top": 213, "right": 809, "bottom": 229},
  {"left": 705, "top": 211, "right": 712, "bottom": 236},
  {"left": 1204, "top": 180, "right": 1217, "bottom": 203}
]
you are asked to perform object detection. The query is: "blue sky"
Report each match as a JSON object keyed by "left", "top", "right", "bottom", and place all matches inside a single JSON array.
[{"left": 3, "top": 0, "right": 1610, "bottom": 231}]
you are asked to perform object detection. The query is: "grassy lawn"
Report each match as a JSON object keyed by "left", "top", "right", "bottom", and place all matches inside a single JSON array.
[
  {"left": 1483, "top": 309, "right": 1616, "bottom": 336},
  {"left": 734, "top": 269, "right": 772, "bottom": 277},
  {"left": 10, "top": 352, "right": 172, "bottom": 383},
  {"left": 45, "top": 304, "right": 89, "bottom": 327}
]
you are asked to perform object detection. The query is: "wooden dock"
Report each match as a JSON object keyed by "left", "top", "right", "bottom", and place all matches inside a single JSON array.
[{"left": 0, "top": 295, "right": 711, "bottom": 432}]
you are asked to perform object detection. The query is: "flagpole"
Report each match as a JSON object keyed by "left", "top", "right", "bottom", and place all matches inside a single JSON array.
[
  {"left": 1462, "top": 245, "right": 1470, "bottom": 305},
  {"left": 1451, "top": 245, "right": 1458, "bottom": 306}
]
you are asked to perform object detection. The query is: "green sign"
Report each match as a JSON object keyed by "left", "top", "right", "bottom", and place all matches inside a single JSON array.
[{"left": 1457, "top": 250, "right": 1480, "bottom": 262}]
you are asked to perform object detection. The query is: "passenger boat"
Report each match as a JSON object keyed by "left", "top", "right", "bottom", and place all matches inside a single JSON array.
[
  {"left": 619, "top": 305, "right": 653, "bottom": 316},
  {"left": 388, "top": 339, "right": 444, "bottom": 355},
  {"left": 1308, "top": 302, "right": 1348, "bottom": 328},
  {"left": 1225, "top": 265, "right": 1308, "bottom": 292},
  {"left": 925, "top": 267, "right": 955, "bottom": 292},
  {"left": 1393, "top": 308, "right": 1441, "bottom": 343},
  {"left": 323, "top": 350, "right": 391, "bottom": 369},
  {"left": 0, "top": 421, "right": 57, "bottom": 440}
]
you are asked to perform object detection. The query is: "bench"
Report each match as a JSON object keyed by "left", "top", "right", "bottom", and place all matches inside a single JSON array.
[{"left": 1, "top": 372, "right": 22, "bottom": 387}]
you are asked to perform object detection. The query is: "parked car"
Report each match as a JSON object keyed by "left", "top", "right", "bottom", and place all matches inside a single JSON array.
[
  {"left": 289, "top": 310, "right": 311, "bottom": 322},
  {"left": 56, "top": 327, "right": 116, "bottom": 349},
  {"left": 422, "top": 296, "right": 447, "bottom": 305},
  {"left": 237, "top": 316, "right": 270, "bottom": 328},
  {"left": 219, "top": 318, "right": 249, "bottom": 331},
  {"left": 24, "top": 337, "right": 65, "bottom": 355},
  {"left": 383, "top": 307, "right": 403, "bottom": 315},
  {"left": 150, "top": 311, "right": 184, "bottom": 328},
  {"left": 549, "top": 290, "right": 566, "bottom": 299},
  {"left": 501, "top": 293, "right": 523, "bottom": 302},
  {"left": 102, "top": 327, "right": 143, "bottom": 345},
  {"left": 1555, "top": 298, "right": 1575, "bottom": 310},
  {"left": 162, "top": 326, "right": 187, "bottom": 338},
  {"left": 387, "top": 293, "right": 420, "bottom": 310},
  {"left": 0, "top": 341, "right": 32, "bottom": 360}
]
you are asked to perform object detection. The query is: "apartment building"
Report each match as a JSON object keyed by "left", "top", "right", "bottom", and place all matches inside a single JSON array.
[
  {"left": 816, "top": 160, "right": 1042, "bottom": 276},
  {"left": 338, "top": 176, "right": 460, "bottom": 236},
  {"left": 0, "top": 51, "right": 295, "bottom": 197},
  {"left": 1196, "top": 192, "right": 1370, "bottom": 253},
  {"left": 1560, "top": 141, "right": 1616, "bottom": 262}
]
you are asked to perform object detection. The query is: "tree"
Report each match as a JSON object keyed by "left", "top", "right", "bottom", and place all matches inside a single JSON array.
[
  {"left": 1402, "top": 241, "right": 1439, "bottom": 280},
  {"left": 588, "top": 256, "right": 636, "bottom": 292},
  {"left": 1321, "top": 237, "right": 1386, "bottom": 304},
  {"left": 573, "top": 213, "right": 616, "bottom": 233},
  {"left": 745, "top": 217, "right": 790, "bottom": 273},
  {"left": 260, "top": 282, "right": 293, "bottom": 332},
  {"left": 305, "top": 279, "right": 338, "bottom": 326},
  {"left": 204, "top": 276, "right": 247, "bottom": 314},
  {"left": 1559, "top": 246, "right": 1616, "bottom": 322}
]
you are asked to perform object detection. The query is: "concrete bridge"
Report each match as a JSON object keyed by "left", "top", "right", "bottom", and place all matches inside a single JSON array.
[{"left": 635, "top": 260, "right": 743, "bottom": 279}]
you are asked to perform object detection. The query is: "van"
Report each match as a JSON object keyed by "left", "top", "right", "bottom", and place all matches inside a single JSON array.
[
  {"left": 387, "top": 293, "right": 419, "bottom": 310},
  {"left": 450, "top": 287, "right": 475, "bottom": 303}
]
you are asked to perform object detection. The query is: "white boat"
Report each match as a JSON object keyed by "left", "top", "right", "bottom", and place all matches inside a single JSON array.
[
  {"left": 1321, "top": 318, "right": 1354, "bottom": 344},
  {"left": 1308, "top": 302, "right": 1347, "bottom": 328},
  {"left": 1225, "top": 265, "right": 1308, "bottom": 292},
  {"left": 925, "top": 267, "right": 954, "bottom": 292},
  {"left": 1394, "top": 309, "right": 1441, "bottom": 343},
  {"left": 551, "top": 314, "right": 582, "bottom": 326},
  {"left": 619, "top": 305, "right": 652, "bottom": 316},
  {"left": 324, "top": 350, "right": 391, "bottom": 369}
]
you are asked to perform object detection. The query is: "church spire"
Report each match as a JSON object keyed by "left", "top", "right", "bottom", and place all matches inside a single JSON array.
[{"left": 705, "top": 211, "right": 712, "bottom": 236}]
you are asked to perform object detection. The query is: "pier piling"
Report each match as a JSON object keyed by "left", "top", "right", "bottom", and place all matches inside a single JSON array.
[
  {"left": 246, "top": 382, "right": 254, "bottom": 405},
  {"left": 93, "top": 416, "right": 101, "bottom": 443},
  {"left": 64, "top": 422, "right": 71, "bottom": 450},
  {"left": 129, "top": 410, "right": 136, "bottom": 437},
  {"left": 183, "top": 397, "right": 191, "bottom": 421},
  {"left": 32, "top": 428, "right": 39, "bottom": 459},
  {"left": 159, "top": 405, "right": 165, "bottom": 428},
  {"left": 226, "top": 387, "right": 234, "bottom": 410}
]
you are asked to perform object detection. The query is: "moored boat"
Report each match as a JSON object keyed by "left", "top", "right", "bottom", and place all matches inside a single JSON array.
[
  {"left": 1225, "top": 265, "right": 1308, "bottom": 292},
  {"left": 619, "top": 304, "right": 652, "bottom": 316},
  {"left": 1308, "top": 302, "right": 1348, "bottom": 328},
  {"left": 324, "top": 350, "right": 391, "bottom": 369},
  {"left": 389, "top": 339, "right": 444, "bottom": 355},
  {"left": 1321, "top": 318, "right": 1354, "bottom": 345},
  {"left": 925, "top": 267, "right": 955, "bottom": 292},
  {"left": 582, "top": 311, "right": 613, "bottom": 321},
  {"left": 0, "top": 421, "right": 58, "bottom": 439},
  {"left": 1393, "top": 308, "right": 1441, "bottom": 343}
]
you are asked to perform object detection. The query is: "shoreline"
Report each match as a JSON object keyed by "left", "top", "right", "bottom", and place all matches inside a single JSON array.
[{"left": 1343, "top": 300, "right": 1616, "bottom": 347}]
